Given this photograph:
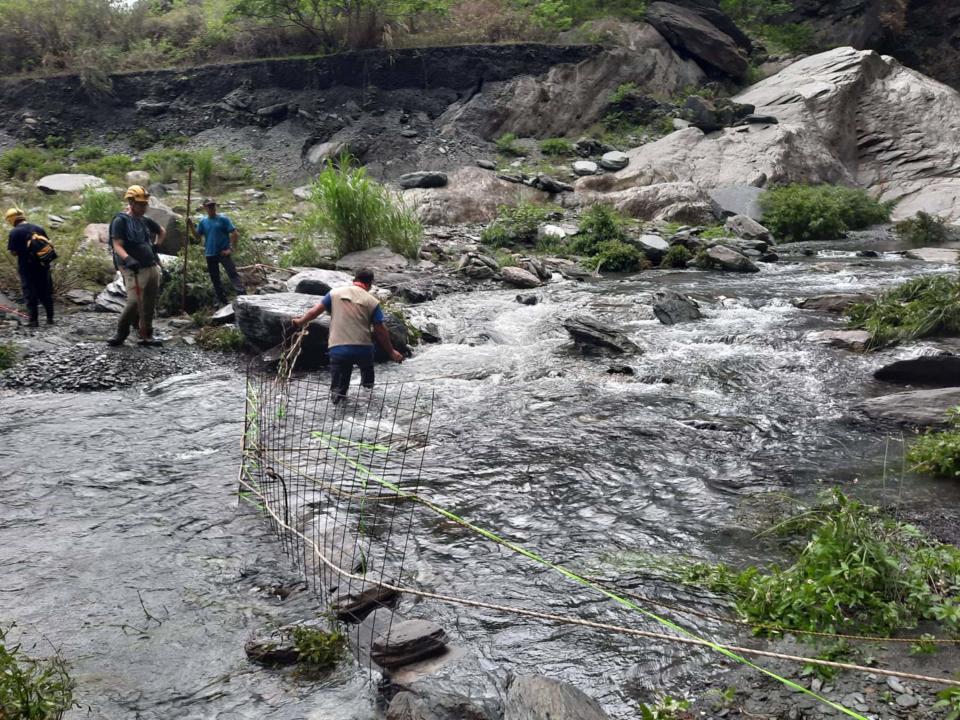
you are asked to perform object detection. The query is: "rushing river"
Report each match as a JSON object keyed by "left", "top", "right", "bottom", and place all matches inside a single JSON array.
[{"left": 3, "top": 242, "right": 960, "bottom": 719}]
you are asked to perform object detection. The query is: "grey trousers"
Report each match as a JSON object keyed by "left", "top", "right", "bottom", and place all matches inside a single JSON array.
[{"left": 118, "top": 265, "right": 161, "bottom": 339}]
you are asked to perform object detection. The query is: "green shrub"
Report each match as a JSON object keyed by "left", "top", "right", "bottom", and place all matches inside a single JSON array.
[
  {"left": 196, "top": 326, "right": 245, "bottom": 352},
  {"left": 193, "top": 148, "right": 216, "bottom": 192},
  {"left": 673, "top": 490, "right": 960, "bottom": 635},
  {"left": 72, "top": 146, "right": 104, "bottom": 161},
  {"left": 895, "top": 212, "right": 960, "bottom": 247},
  {"left": 495, "top": 132, "right": 524, "bottom": 157},
  {"left": 43, "top": 135, "right": 68, "bottom": 149},
  {"left": 142, "top": 149, "right": 195, "bottom": 184},
  {"left": 907, "top": 407, "right": 960, "bottom": 477},
  {"left": 0, "top": 147, "right": 66, "bottom": 181},
  {"left": 660, "top": 244, "right": 691, "bottom": 268},
  {"left": 568, "top": 204, "right": 629, "bottom": 256},
  {"left": 846, "top": 274, "right": 960, "bottom": 348},
  {"left": 280, "top": 237, "right": 324, "bottom": 268},
  {"left": 292, "top": 625, "right": 345, "bottom": 672},
  {"left": 79, "top": 190, "right": 121, "bottom": 223},
  {"left": 539, "top": 138, "right": 574, "bottom": 157},
  {"left": 0, "top": 343, "right": 16, "bottom": 371},
  {"left": 129, "top": 128, "right": 157, "bottom": 151},
  {"left": 158, "top": 245, "right": 216, "bottom": 315},
  {"left": 760, "top": 184, "right": 893, "bottom": 242},
  {"left": 303, "top": 156, "right": 422, "bottom": 259},
  {"left": 698, "top": 224, "right": 728, "bottom": 241},
  {"left": 76, "top": 154, "right": 134, "bottom": 183},
  {"left": 480, "top": 202, "right": 552, "bottom": 247},
  {"left": 0, "top": 625, "right": 74, "bottom": 719},
  {"left": 759, "top": 22, "right": 817, "bottom": 54},
  {"left": 594, "top": 240, "right": 645, "bottom": 272}
]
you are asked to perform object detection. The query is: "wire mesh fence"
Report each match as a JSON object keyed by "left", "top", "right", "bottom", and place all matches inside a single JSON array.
[{"left": 240, "top": 354, "right": 434, "bottom": 674}]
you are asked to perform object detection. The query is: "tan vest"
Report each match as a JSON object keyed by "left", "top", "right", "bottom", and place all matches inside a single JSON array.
[{"left": 327, "top": 284, "right": 380, "bottom": 348}]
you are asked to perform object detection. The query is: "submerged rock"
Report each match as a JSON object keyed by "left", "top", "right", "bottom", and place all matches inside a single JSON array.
[{"left": 793, "top": 293, "right": 874, "bottom": 313}]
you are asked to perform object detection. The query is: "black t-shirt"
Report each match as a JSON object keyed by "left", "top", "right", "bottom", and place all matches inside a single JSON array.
[
  {"left": 109, "top": 213, "right": 161, "bottom": 268},
  {"left": 7, "top": 222, "right": 49, "bottom": 274}
]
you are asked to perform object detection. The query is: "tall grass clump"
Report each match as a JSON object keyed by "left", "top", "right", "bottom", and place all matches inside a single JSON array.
[
  {"left": 907, "top": 407, "right": 960, "bottom": 478},
  {"left": 539, "top": 138, "right": 574, "bottom": 157},
  {"left": 895, "top": 211, "right": 960, "bottom": 247},
  {"left": 193, "top": 148, "right": 216, "bottom": 192},
  {"left": 846, "top": 274, "right": 960, "bottom": 348},
  {"left": 0, "top": 342, "right": 17, "bottom": 371},
  {"left": 0, "top": 625, "right": 75, "bottom": 719},
  {"left": 760, "top": 184, "right": 893, "bottom": 242},
  {"left": 79, "top": 190, "right": 121, "bottom": 223},
  {"left": 305, "top": 156, "right": 422, "bottom": 259}
]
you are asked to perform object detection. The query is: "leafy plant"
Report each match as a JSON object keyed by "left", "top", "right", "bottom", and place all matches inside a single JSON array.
[
  {"left": 934, "top": 686, "right": 960, "bottom": 720},
  {"left": 79, "top": 190, "right": 121, "bottom": 223},
  {"left": 846, "top": 274, "right": 960, "bottom": 348},
  {"left": 568, "top": 204, "right": 629, "bottom": 256},
  {"left": 291, "top": 625, "right": 345, "bottom": 672},
  {"left": 660, "top": 244, "right": 691, "bottom": 268},
  {"left": 304, "top": 155, "right": 421, "bottom": 259},
  {"left": 495, "top": 132, "right": 524, "bottom": 157},
  {"left": 129, "top": 128, "right": 157, "bottom": 151},
  {"left": 698, "top": 224, "right": 728, "bottom": 241},
  {"left": 539, "top": 137, "right": 574, "bottom": 157},
  {"left": 279, "top": 237, "right": 325, "bottom": 268},
  {"left": 0, "top": 625, "right": 74, "bottom": 719},
  {"left": 158, "top": 245, "right": 216, "bottom": 315},
  {"left": 638, "top": 696, "right": 692, "bottom": 720},
  {"left": 196, "top": 326, "right": 245, "bottom": 352},
  {"left": 895, "top": 211, "right": 960, "bottom": 247},
  {"left": 0, "top": 342, "right": 17, "bottom": 371},
  {"left": 72, "top": 146, "right": 104, "bottom": 161},
  {"left": 760, "top": 184, "right": 893, "bottom": 242},
  {"left": 481, "top": 202, "right": 552, "bottom": 247},
  {"left": 907, "top": 407, "right": 960, "bottom": 477},
  {"left": 594, "top": 240, "right": 645, "bottom": 272},
  {"left": 910, "top": 633, "right": 938, "bottom": 655},
  {"left": 0, "top": 146, "right": 67, "bottom": 181},
  {"left": 193, "top": 148, "right": 216, "bottom": 192},
  {"left": 75, "top": 154, "right": 134, "bottom": 183}
]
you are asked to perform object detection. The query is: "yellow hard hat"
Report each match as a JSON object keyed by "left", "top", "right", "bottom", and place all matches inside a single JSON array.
[
  {"left": 123, "top": 185, "right": 150, "bottom": 202},
  {"left": 4, "top": 208, "right": 24, "bottom": 226}
]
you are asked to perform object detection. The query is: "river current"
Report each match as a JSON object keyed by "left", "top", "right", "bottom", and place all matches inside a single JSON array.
[{"left": 2, "top": 245, "right": 960, "bottom": 718}]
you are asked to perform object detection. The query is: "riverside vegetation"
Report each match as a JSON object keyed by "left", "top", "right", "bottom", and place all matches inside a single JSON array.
[{"left": 0, "top": 626, "right": 74, "bottom": 720}]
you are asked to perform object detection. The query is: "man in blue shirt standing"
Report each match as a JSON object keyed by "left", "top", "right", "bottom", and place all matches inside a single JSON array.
[{"left": 196, "top": 198, "right": 246, "bottom": 306}]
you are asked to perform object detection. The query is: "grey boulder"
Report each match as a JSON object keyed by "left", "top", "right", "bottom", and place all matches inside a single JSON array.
[
  {"left": 652, "top": 290, "right": 702, "bottom": 325},
  {"left": 500, "top": 266, "right": 542, "bottom": 288},
  {"left": 504, "top": 675, "right": 610, "bottom": 720},
  {"left": 636, "top": 234, "right": 670, "bottom": 263},
  {"left": 286, "top": 269, "right": 353, "bottom": 295},
  {"left": 563, "top": 316, "right": 640, "bottom": 354},
  {"left": 855, "top": 387, "right": 960, "bottom": 428},
  {"left": 647, "top": 1, "right": 748, "bottom": 79},
  {"left": 599, "top": 151, "right": 629, "bottom": 171},
  {"left": 874, "top": 356, "right": 960, "bottom": 387},
  {"left": 704, "top": 245, "right": 759, "bottom": 272},
  {"left": 725, "top": 214, "right": 771, "bottom": 242},
  {"left": 399, "top": 172, "right": 449, "bottom": 190},
  {"left": 36, "top": 173, "right": 106, "bottom": 194}
]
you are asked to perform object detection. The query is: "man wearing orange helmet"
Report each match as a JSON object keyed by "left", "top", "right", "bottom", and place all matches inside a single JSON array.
[
  {"left": 5, "top": 208, "right": 54, "bottom": 327},
  {"left": 106, "top": 185, "right": 166, "bottom": 347}
]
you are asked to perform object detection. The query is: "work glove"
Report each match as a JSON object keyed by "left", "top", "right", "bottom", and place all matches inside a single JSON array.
[{"left": 124, "top": 257, "right": 141, "bottom": 272}]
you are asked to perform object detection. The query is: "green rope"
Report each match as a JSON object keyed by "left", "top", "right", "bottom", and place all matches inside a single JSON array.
[{"left": 310, "top": 432, "right": 869, "bottom": 720}]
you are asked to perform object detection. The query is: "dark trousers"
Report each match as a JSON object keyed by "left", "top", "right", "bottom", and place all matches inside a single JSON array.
[
  {"left": 19, "top": 267, "right": 53, "bottom": 323},
  {"left": 330, "top": 346, "right": 375, "bottom": 402},
  {"left": 206, "top": 254, "right": 245, "bottom": 304}
]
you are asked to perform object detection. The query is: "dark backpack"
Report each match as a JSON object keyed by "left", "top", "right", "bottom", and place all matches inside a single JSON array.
[{"left": 27, "top": 232, "right": 57, "bottom": 265}]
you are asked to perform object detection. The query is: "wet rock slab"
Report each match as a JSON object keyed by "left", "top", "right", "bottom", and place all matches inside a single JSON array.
[
  {"left": 285, "top": 268, "right": 353, "bottom": 295},
  {"left": 504, "top": 675, "right": 611, "bottom": 720},
  {"left": 874, "top": 355, "right": 960, "bottom": 387},
  {"left": 563, "top": 316, "right": 640, "bottom": 354},
  {"left": 855, "top": 387, "right": 960, "bottom": 427},
  {"left": 793, "top": 293, "right": 874, "bottom": 313},
  {"left": 371, "top": 619, "right": 447, "bottom": 669},
  {"left": 805, "top": 329, "right": 872, "bottom": 352}
]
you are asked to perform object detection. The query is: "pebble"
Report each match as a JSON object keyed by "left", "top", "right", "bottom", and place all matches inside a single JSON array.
[
  {"left": 886, "top": 677, "right": 906, "bottom": 694},
  {"left": 895, "top": 693, "right": 919, "bottom": 708}
]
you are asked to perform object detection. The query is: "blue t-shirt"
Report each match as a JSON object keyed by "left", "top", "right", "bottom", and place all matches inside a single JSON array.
[{"left": 197, "top": 214, "right": 236, "bottom": 257}]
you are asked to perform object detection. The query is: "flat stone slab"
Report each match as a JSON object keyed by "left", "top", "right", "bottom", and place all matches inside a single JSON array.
[
  {"left": 564, "top": 316, "right": 640, "bottom": 354},
  {"left": 805, "top": 329, "right": 872, "bottom": 352},
  {"left": 793, "top": 293, "right": 874, "bottom": 313},
  {"left": 905, "top": 247, "right": 959, "bottom": 262},
  {"left": 36, "top": 173, "right": 106, "bottom": 193},
  {"left": 371, "top": 619, "right": 447, "bottom": 669},
  {"left": 285, "top": 269, "right": 353, "bottom": 295},
  {"left": 855, "top": 386, "right": 960, "bottom": 427},
  {"left": 336, "top": 246, "right": 409, "bottom": 272},
  {"left": 504, "top": 675, "right": 611, "bottom": 720}
]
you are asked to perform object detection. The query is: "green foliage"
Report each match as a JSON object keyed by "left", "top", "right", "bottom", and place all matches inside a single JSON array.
[
  {"left": 934, "top": 686, "right": 960, "bottom": 720},
  {"left": 907, "top": 407, "right": 960, "bottom": 478},
  {"left": 129, "top": 128, "right": 157, "bottom": 151},
  {"left": 909, "top": 633, "right": 938, "bottom": 655},
  {"left": 638, "top": 696, "right": 692, "bottom": 720},
  {"left": 846, "top": 274, "right": 960, "bottom": 348},
  {"left": 304, "top": 155, "right": 421, "bottom": 259},
  {"left": 75, "top": 153, "right": 134, "bottom": 182},
  {"left": 481, "top": 202, "right": 552, "bottom": 247},
  {"left": 42, "top": 135, "right": 67, "bottom": 149},
  {"left": 72, "top": 146, "right": 104, "bottom": 161},
  {"left": 193, "top": 148, "right": 216, "bottom": 192},
  {"left": 594, "top": 240, "right": 645, "bottom": 272},
  {"left": 495, "top": 132, "right": 524, "bottom": 157},
  {"left": 760, "top": 22, "right": 816, "bottom": 53},
  {"left": 0, "top": 625, "right": 74, "bottom": 719},
  {"left": 291, "top": 625, "right": 345, "bottom": 672},
  {"left": 895, "top": 211, "right": 960, "bottom": 247},
  {"left": 661, "top": 244, "right": 691, "bottom": 268},
  {"left": 0, "top": 146, "right": 67, "bottom": 181},
  {"left": 494, "top": 249, "right": 518, "bottom": 268},
  {"left": 760, "top": 184, "right": 893, "bottom": 243},
  {"left": 539, "top": 137, "right": 574, "bottom": 157},
  {"left": 280, "top": 237, "right": 325, "bottom": 268},
  {"left": 0, "top": 343, "right": 17, "bottom": 371},
  {"left": 158, "top": 245, "right": 217, "bottom": 315},
  {"left": 568, "top": 204, "right": 629, "bottom": 255},
  {"left": 719, "top": 0, "right": 791, "bottom": 25},
  {"left": 79, "top": 190, "right": 121, "bottom": 223},
  {"left": 676, "top": 490, "right": 960, "bottom": 636},
  {"left": 698, "top": 224, "right": 728, "bottom": 241},
  {"left": 196, "top": 326, "right": 245, "bottom": 352}
]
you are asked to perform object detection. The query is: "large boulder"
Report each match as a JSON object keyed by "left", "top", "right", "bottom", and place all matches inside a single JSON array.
[
  {"left": 708, "top": 185, "right": 765, "bottom": 220},
  {"left": 403, "top": 167, "right": 548, "bottom": 225},
  {"left": 500, "top": 266, "right": 542, "bottom": 288},
  {"left": 286, "top": 269, "right": 353, "bottom": 295},
  {"left": 652, "top": 289, "right": 702, "bottom": 324},
  {"left": 581, "top": 48, "right": 960, "bottom": 223},
  {"left": 704, "top": 244, "right": 759, "bottom": 272},
  {"left": 145, "top": 198, "right": 184, "bottom": 254},
  {"left": 336, "top": 247, "right": 409, "bottom": 273},
  {"left": 725, "top": 214, "right": 771, "bottom": 242},
  {"left": 504, "top": 676, "right": 611, "bottom": 720},
  {"left": 793, "top": 293, "right": 874, "bottom": 313},
  {"left": 563, "top": 316, "right": 640, "bottom": 354},
  {"left": 874, "top": 356, "right": 960, "bottom": 387},
  {"left": 398, "top": 171, "right": 448, "bottom": 189},
  {"left": 646, "top": 1, "right": 749, "bottom": 79},
  {"left": 855, "top": 387, "right": 960, "bottom": 427},
  {"left": 35, "top": 173, "right": 106, "bottom": 194},
  {"left": 438, "top": 22, "right": 704, "bottom": 140},
  {"left": 578, "top": 180, "right": 720, "bottom": 224},
  {"left": 636, "top": 234, "right": 670, "bottom": 263}
]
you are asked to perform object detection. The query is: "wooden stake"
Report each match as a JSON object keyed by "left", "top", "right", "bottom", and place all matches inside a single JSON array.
[{"left": 182, "top": 166, "right": 193, "bottom": 315}]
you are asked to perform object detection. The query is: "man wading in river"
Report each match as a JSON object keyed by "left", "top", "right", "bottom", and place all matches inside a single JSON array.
[
  {"left": 106, "top": 185, "right": 165, "bottom": 347},
  {"left": 291, "top": 269, "right": 404, "bottom": 402}
]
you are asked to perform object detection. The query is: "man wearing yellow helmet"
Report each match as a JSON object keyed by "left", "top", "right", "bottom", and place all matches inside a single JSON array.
[
  {"left": 6, "top": 208, "right": 54, "bottom": 327},
  {"left": 106, "top": 185, "right": 166, "bottom": 346}
]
